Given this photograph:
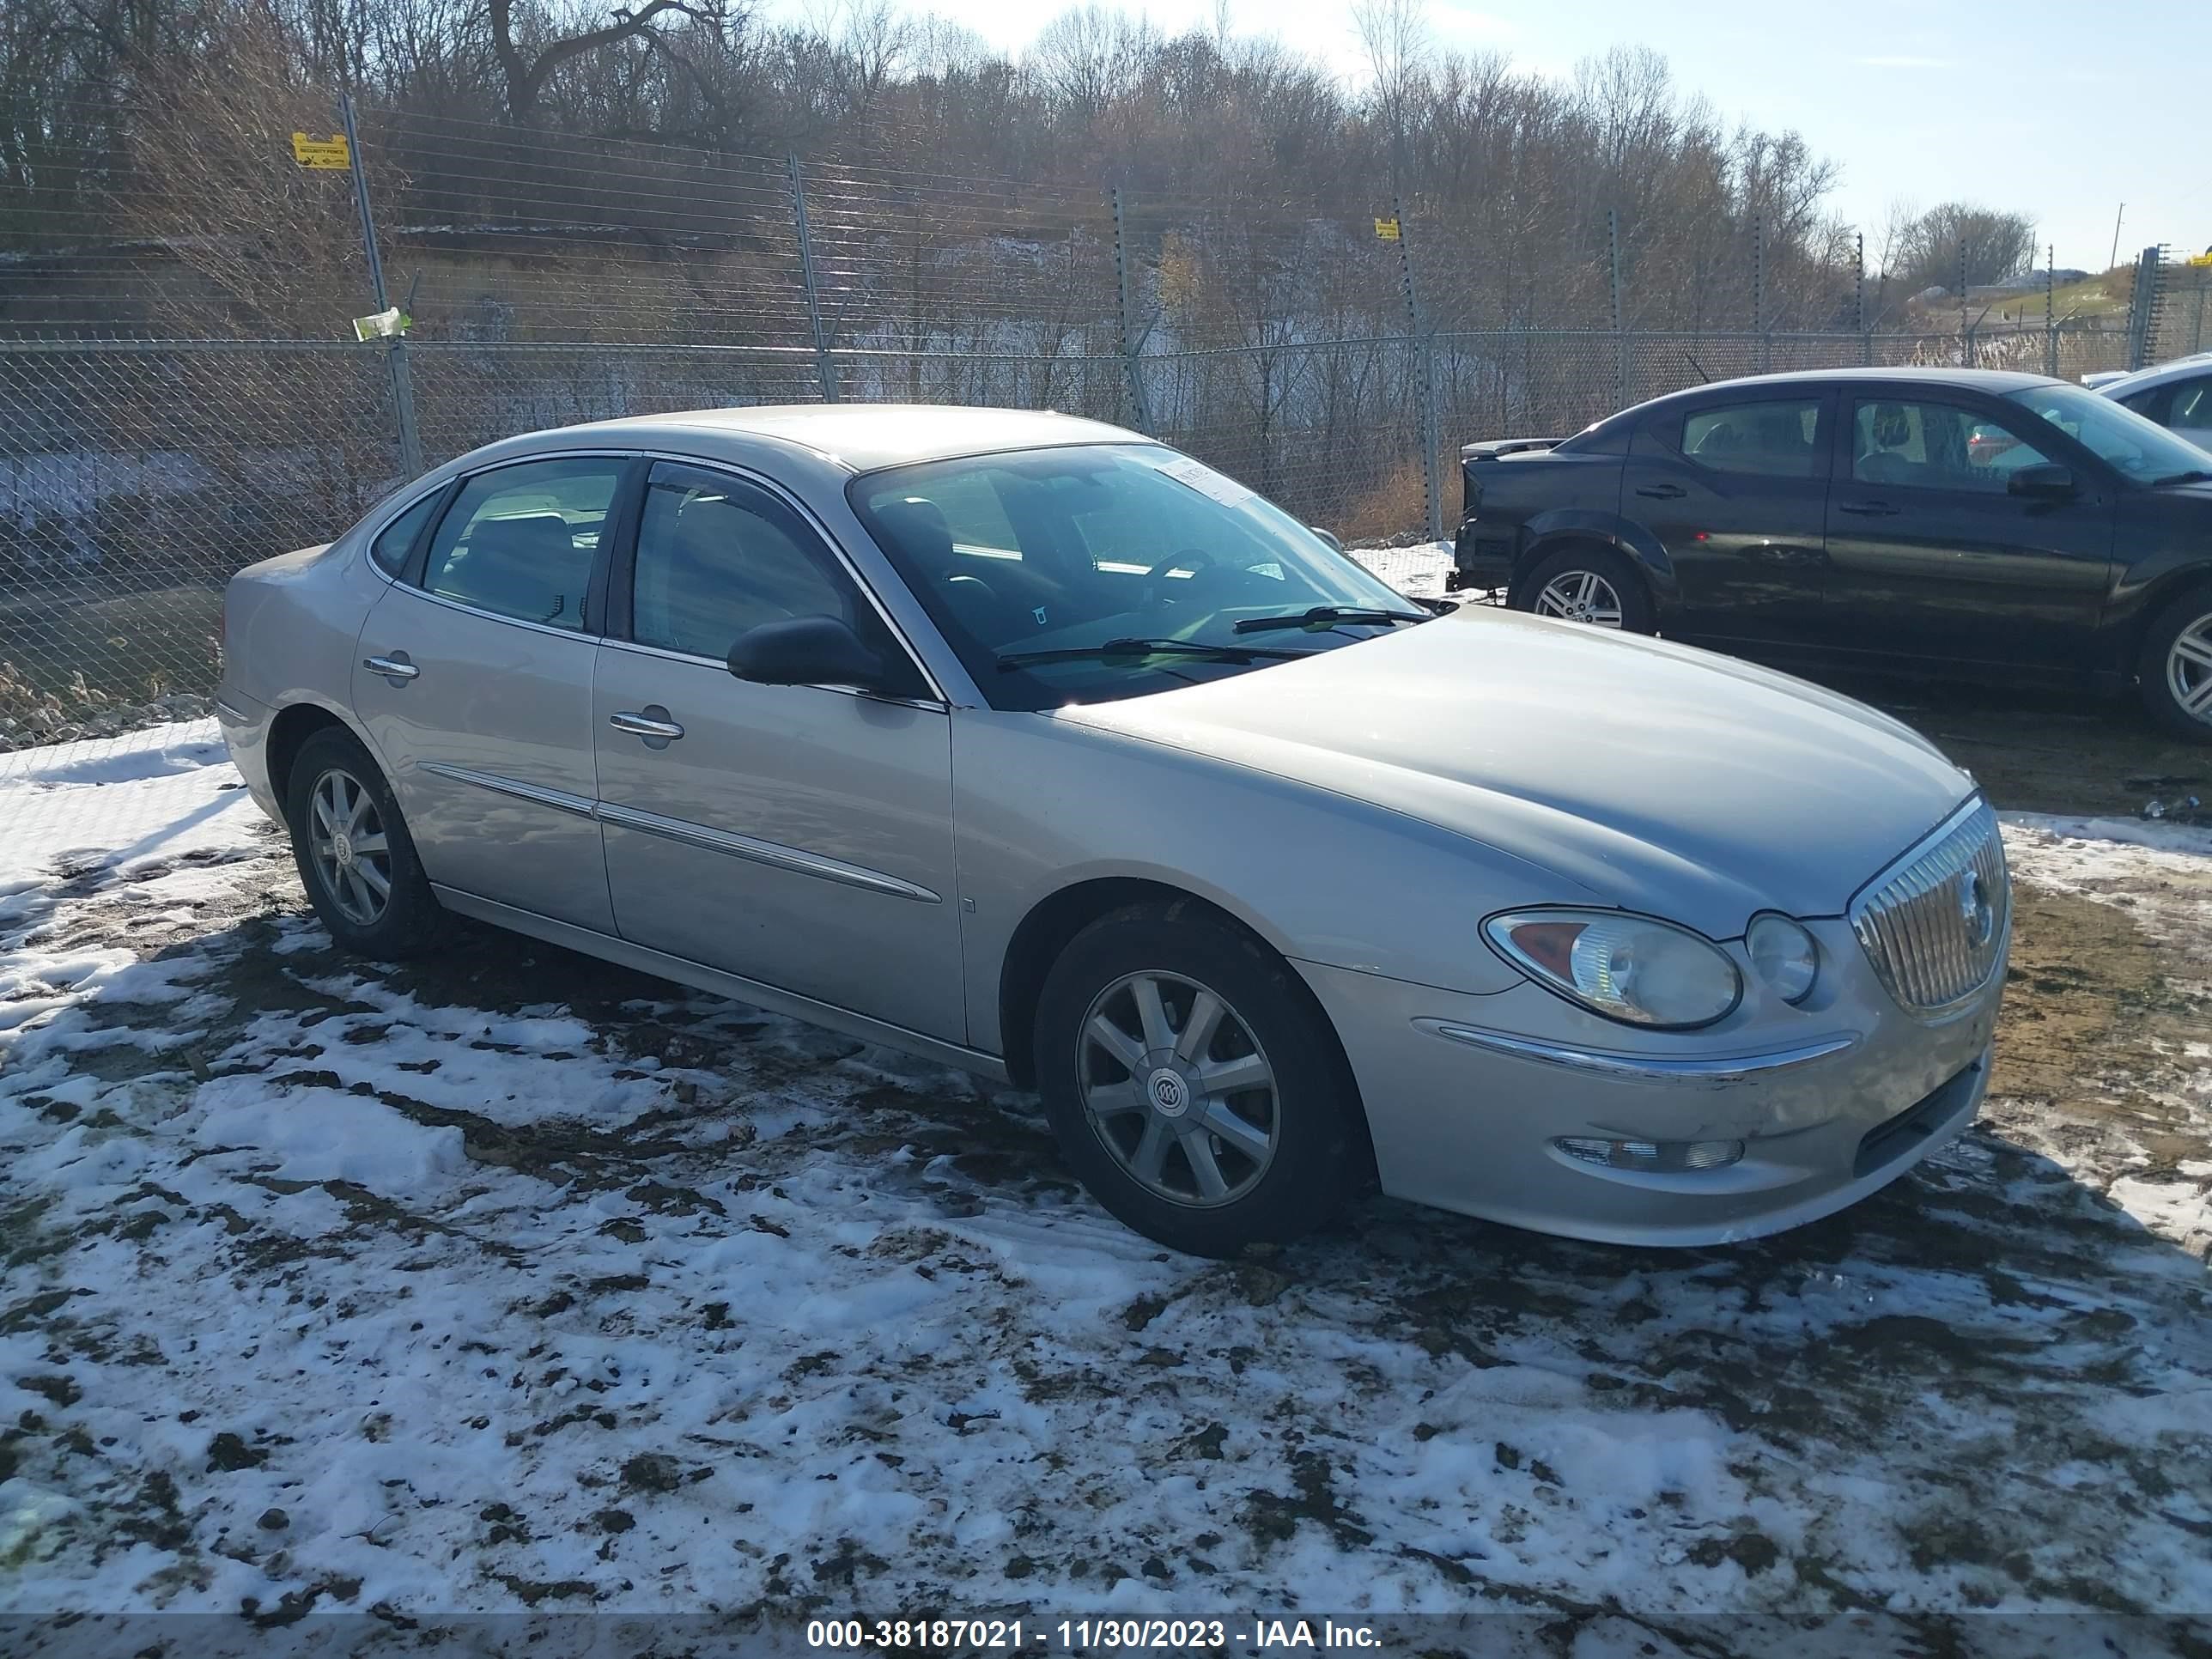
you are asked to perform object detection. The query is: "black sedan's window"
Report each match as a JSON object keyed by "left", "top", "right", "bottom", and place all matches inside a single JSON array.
[{"left": 1681, "top": 400, "right": 1821, "bottom": 477}]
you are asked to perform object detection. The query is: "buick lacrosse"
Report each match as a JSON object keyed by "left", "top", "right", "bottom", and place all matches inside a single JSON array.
[{"left": 217, "top": 405, "right": 2007, "bottom": 1256}]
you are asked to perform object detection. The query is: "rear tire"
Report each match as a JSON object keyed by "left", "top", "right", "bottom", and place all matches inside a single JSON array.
[
  {"left": 284, "top": 726, "right": 446, "bottom": 958},
  {"left": 1512, "top": 544, "right": 1656, "bottom": 634},
  {"left": 1033, "top": 902, "right": 1359, "bottom": 1258},
  {"left": 2138, "top": 586, "right": 2212, "bottom": 741}
]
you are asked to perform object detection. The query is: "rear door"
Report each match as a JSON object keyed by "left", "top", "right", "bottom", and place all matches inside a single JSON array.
[
  {"left": 1822, "top": 393, "right": 2115, "bottom": 668},
  {"left": 1619, "top": 390, "right": 1835, "bottom": 645},
  {"left": 351, "top": 453, "right": 632, "bottom": 931},
  {"left": 592, "top": 459, "right": 966, "bottom": 1042}
]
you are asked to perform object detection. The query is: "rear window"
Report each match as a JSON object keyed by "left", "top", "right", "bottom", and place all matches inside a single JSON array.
[{"left": 1681, "top": 399, "right": 1822, "bottom": 477}]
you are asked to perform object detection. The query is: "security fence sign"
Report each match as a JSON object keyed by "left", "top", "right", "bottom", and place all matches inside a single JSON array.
[
  {"left": 1374, "top": 216, "right": 1401, "bottom": 241},
  {"left": 352, "top": 307, "right": 409, "bottom": 340},
  {"left": 291, "top": 131, "right": 350, "bottom": 169}
]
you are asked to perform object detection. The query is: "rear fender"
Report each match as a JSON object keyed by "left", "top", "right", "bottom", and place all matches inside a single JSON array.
[{"left": 1517, "top": 510, "right": 1680, "bottom": 609}]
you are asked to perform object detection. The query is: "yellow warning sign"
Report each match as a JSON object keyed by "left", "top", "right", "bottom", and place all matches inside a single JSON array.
[
  {"left": 2189, "top": 249, "right": 2212, "bottom": 267},
  {"left": 1374, "top": 217, "right": 1401, "bottom": 242},
  {"left": 291, "top": 132, "right": 350, "bottom": 170}
]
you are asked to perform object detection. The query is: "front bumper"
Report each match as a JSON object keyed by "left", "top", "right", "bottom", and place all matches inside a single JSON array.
[{"left": 1296, "top": 921, "right": 2002, "bottom": 1246}]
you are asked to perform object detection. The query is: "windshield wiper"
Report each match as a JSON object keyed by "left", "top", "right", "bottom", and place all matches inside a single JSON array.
[
  {"left": 995, "top": 636, "right": 1311, "bottom": 671},
  {"left": 2149, "top": 469, "right": 2212, "bottom": 487},
  {"left": 1231, "top": 605, "right": 1429, "bottom": 635}
]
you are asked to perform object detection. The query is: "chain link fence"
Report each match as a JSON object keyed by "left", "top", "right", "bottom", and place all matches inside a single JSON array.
[{"left": 0, "top": 103, "right": 2153, "bottom": 751}]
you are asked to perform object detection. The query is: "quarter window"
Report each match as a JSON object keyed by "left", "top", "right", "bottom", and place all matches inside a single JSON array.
[
  {"left": 368, "top": 491, "right": 440, "bottom": 576},
  {"left": 420, "top": 458, "right": 620, "bottom": 630},
  {"left": 1680, "top": 400, "right": 1821, "bottom": 477},
  {"left": 1850, "top": 401, "right": 2054, "bottom": 492}
]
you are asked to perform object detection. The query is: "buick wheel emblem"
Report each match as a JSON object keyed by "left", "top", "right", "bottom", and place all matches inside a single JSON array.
[{"left": 1146, "top": 1070, "right": 1189, "bottom": 1116}]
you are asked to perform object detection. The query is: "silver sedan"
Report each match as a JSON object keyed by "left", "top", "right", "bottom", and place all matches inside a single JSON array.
[{"left": 216, "top": 405, "right": 2008, "bottom": 1256}]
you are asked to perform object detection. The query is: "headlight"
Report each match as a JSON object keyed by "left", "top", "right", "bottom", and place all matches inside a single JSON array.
[
  {"left": 1484, "top": 908, "right": 1742, "bottom": 1030},
  {"left": 1746, "top": 912, "right": 1819, "bottom": 1004}
]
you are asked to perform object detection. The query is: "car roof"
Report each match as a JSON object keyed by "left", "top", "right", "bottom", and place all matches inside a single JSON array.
[
  {"left": 1644, "top": 367, "right": 2063, "bottom": 405},
  {"left": 534, "top": 403, "right": 1150, "bottom": 473},
  {"left": 2090, "top": 353, "right": 2212, "bottom": 396}
]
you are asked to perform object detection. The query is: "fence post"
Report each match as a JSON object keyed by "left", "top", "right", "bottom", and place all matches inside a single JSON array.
[
  {"left": 2045, "top": 244, "right": 2058, "bottom": 378},
  {"left": 787, "top": 154, "right": 836, "bottom": 403},
  {"left": 1752, "top": 216, "right": 1767, "bottom": 372},
  {"left": 1109, "top": 188, "right": 1153, "bottom": 432},
  {"left": 1394, "top": 189, "right": 1443, "bottom": 544},
  {"left": 1856, "top": 232, "right": 1872, "bottom": 366},
  {"left": 339, "top": 94, "right": 422, "bottom": 478},
  {"left": 1607, "top": 208, "right": 1627, "bottom": 410}
]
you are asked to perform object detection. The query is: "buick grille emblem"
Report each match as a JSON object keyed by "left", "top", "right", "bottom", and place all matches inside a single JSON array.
[{"left": 1959, "top": 870, "right": 1995, "bottom": 948}]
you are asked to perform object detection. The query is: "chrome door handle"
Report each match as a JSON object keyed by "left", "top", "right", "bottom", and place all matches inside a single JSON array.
[
  {"left": 609, "top": 709, "right": 684, "bottom": 741},
  {"left": 1837, "top": 501, "right": 1899, "bottom": 517},
  {"left": 363, "top": 654, "right": 419, "bottom": 681}
]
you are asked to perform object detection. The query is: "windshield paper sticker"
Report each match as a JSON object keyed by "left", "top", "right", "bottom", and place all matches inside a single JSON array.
[{"left": 1155, "top": 454, "right": 1257, "bottom": 508}]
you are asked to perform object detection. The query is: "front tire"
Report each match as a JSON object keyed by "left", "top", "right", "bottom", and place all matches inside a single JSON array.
[
  {"left": 1512, "top": 544, "right": 1656, "bottom": 634},
  {"left": 2139, "top": 587, "right": 2212, "bottom": 741},
  {"left": 1033, "top": 902, "right": 1360, "bottom": 1257},
  {"left": 284, "top": 727, "right": 446, "bottom": 957}
]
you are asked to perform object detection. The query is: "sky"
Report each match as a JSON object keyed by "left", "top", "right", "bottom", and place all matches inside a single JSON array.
[{"left": 779, "top": 0, "right": 2210, "bottom": 274}]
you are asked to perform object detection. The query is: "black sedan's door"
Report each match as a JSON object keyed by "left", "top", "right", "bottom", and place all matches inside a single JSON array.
[
  {"left": 1620, "top": 390, "right": 1835, "bottom": 646},
  {"left": 1823, "top": 393, "right": 2115, "bottom": 669}
]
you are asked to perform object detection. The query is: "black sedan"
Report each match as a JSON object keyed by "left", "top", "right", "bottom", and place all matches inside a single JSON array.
[{"left": 1449, "top": 368, "right": 2212, "bottom": 738}]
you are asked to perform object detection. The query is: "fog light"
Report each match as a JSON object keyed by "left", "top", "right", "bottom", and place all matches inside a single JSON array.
[{"left": 1554, "top": 1136, "right": 1745, "bottom": 1172}]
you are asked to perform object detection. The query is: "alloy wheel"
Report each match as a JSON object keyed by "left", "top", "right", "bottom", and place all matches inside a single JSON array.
[
  {"left": 1534, "top": 569, "right": 1625, "bottom": 628},
  {"left": 1076, "top": 969, "right": 1279, "bottom": 1208},
  {"left": 2168, "top": 611, "right": 2212, "bottom": 726},
  {"left": 308, "top": 767, "right": 393, "bottom": 926}
]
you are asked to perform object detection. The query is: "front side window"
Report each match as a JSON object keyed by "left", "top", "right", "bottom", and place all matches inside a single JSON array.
[
  {"left": 2003, "top": 381, "right": 2212, "bottom": 482},
  {"left": 630, "top": 463, "right": 926, "bottom": 696},
  {"left": 421, "top": 457, "right": 620, "bottom": 630},
  {"left": 2170, "top": 378, "right": 2211, "bottom": 430},
  {"left": 1850, "top": 400, "right": 2054, "bottom": 492},
  {"left": 1680, "top": 399, "right": 1822, "bottom": 477},
  {"left": 368, "top": 491, "right": 440, "bottom": 576},
  {"left": 849, "top": 443, "right": 1420, "bottom": 711}
]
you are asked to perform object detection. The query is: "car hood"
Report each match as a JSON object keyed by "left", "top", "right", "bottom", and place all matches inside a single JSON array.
[{"left": 1056, "top": 608, "right": 1975, "bottom": 937}]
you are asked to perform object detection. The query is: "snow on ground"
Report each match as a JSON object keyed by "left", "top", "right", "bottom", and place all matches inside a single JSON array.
[
  {"left": 1351, "top": 541, "right": 1455, "bottom": 602},
  {"left": 1, "top": 726, "right": 2209, "bottom": 1654}
]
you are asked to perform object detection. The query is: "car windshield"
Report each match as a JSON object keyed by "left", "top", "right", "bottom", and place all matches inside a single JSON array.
[
  {"left": 2003, "top": 382, "right": 2212, "bottom": 482},
  {"left": 848, "top": 443, "right": 1418, "bottom": 709}
]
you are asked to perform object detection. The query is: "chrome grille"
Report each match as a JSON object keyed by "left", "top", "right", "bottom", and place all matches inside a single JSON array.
[{"left": 1849, "top": 799, "right": 2009, "bottom": 1018}]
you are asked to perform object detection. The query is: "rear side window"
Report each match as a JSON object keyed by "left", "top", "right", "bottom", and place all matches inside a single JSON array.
[
  {"left": 368, "top": 493, "right": 439, "bottom": 576},
  {"left": 420, "top": 458, "right": 622, "bottom": 631},
  {"left": 1681, "top": 400, "right": 1822, "bottom": 477}
]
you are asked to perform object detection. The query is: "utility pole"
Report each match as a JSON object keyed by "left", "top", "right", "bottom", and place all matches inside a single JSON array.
[{"left": 2109, "top": 203, "right": 2126, "bottom": 272}]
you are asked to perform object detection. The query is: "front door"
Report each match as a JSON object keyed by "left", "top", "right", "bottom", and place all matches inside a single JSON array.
[
  {"left": 351, "top": 453, "right": 628, "bottom": 932},
  {"left": 1823, "top": 394, "right": 2115, "bottom": 668},
  {"left": 1620, "top": 391, "right": 1834, "bottom": 645},
  {"left": 592, "top": 459, "right": 966, "bottom": 1042}
]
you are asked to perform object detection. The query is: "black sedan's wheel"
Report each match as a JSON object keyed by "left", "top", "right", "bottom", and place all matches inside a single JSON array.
[
  {"left": 1034, "top": 902, "right": 1360, "bottom": 1257},
  {"left": 284, "top": 727, "right": 446, "bottom": 957},
  {"left": 1513, "top": 544, "right": 1655, "bottom": 634},
  {"left": 2141, "top": 588, "right": 2212, "bottom": 741}
]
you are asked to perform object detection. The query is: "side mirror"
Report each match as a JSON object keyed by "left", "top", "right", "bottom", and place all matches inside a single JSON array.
[
  {"left": 727, "top": 615, "right": 889, "bottom": 691},
  {"left": 2008, "top": 462, "right": 2076, "bottom": 499},
  {"left": 1309, "top": 526, "right": 1345, "bottom": 553}
]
